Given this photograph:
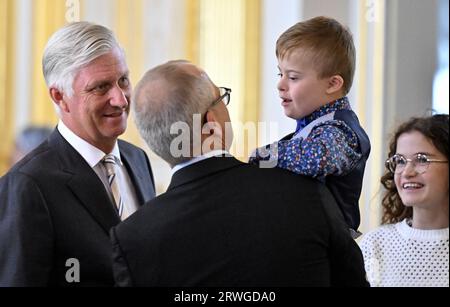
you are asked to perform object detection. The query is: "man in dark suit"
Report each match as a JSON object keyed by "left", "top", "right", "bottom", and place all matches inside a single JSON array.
[
  {"left": 0, "top": 22, "right": 155, "bottom": 286},
  {"left": 111, "top": 60, "right": 368, "bottom": 287}
]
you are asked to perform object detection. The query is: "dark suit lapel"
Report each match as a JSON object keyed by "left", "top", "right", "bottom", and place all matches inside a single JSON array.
[
  {"left": 168, "top": 156, "right": 243, "bottom": 191},
  {"left": 49, "top": 130, "right": 120, "bottom": 234}
]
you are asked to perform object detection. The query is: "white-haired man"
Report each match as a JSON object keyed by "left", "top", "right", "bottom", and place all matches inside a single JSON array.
[
  {"left": 0, "top": 22, "right": 155, "bottom": 286},
  {"left": 110, "top": 60, "right": 368, "bottom": 287}
]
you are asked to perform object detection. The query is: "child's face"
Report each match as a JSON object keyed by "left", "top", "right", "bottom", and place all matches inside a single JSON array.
[
  {"left": 277, "top": 49, "right": 333, "bottom": 119},
  {"left": 394, "top": 131, "right": 449, "bottom": 211}
]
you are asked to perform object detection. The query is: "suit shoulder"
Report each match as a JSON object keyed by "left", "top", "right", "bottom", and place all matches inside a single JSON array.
[
  {"left": 118, "top": 139, "right": 150, "bottom": 161},
  {"left": 238, "top": 163, "right": 337, "bottom": 211},
  {"left": 6, "top": 141, "right": 58, "bottom": 176},
  {"left": 238, "top": 162, "right": 322, "bottom": 188},
  {"left": 118, "top": 139, "right": 145, "bottom": 153}
]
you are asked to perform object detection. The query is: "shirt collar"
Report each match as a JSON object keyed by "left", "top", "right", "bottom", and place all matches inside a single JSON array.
[
  {"left": 296, "top": 96, "right": 351, "bottom": 133},
  {"left": 57, "top": 120, "right": 122, "bottom": 168},
  {"left": 171, "top": 150, "right": 230, "bottom": 176}
]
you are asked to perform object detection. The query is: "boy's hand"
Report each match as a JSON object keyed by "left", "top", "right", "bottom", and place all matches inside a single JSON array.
[
  {"left": 249, "top": 145, "right": 270, "bottom": 163},
  {"left": 249, "top": 143, "right": 279, "bottom": 168}
]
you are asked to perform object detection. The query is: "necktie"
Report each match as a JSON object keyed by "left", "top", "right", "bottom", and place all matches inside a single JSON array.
[{"left": 102, "top": 154, "right": 124, "bottom": 219}]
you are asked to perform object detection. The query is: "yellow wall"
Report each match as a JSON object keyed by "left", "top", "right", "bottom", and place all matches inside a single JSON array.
[
  {"left": 186, "top": 0, "right": 200, "bottom": 64},
  {"left": 198, "top": 0, "right": 261, "bottom": 160},
  {"left": 0, "top": 0, "right": 66, "bottom": 175},
  {"left": 355, "top": 0, "right": 386, "bottom": 231},
  {"left": 0, "top": 0, "right": 16, "bottom": 174},
  {"left": 30, "top": 0, "right": 66, "bottom": 126},
  {"left": 113, "top": 0, "right": 145, "bottom": 146}
]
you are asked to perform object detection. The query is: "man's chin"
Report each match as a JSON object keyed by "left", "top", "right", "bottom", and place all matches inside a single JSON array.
[
  {"left": 103, "top": 125, "right": 127, "bottom": 139},
  {"left": 102, "top": 117, "right": 128, "bottom": 130}
]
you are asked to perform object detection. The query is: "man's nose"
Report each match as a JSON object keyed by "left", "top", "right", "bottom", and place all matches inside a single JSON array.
[{"left": 110, "top": 85, "right": 129, "bottom": 108}]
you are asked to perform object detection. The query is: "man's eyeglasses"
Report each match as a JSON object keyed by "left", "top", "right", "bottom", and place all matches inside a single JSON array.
[
  {"left": 210, "top": 87, "right": 231, "bottom": 107},
  {"left": 385, "top": 153, "right": 448, "bottom": 174}
]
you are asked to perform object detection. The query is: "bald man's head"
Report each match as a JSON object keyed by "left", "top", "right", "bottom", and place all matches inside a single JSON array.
[{"left": 132, "top": 60, "right": 217, "bottom": 166}]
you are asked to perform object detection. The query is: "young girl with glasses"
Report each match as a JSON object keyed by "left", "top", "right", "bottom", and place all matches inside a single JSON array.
[{"left": 359, "top": 114, "right": 449, "bottom": 287}]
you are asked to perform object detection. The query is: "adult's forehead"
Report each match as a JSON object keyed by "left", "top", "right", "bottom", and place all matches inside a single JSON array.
[{"left": 80, "top": 48, "right": 128, "bottom": 71}]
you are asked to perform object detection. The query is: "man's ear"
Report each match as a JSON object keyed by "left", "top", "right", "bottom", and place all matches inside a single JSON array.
[
  {"left": 49, "top": 87, "right": 69, "bottom": 112},
  {"left": 204, "top": 109, "right": 223, "bottom": 138},
  {"left": 326, "top": 75, "right": 344, "bottom": 95},
  {"left": 205, "top": 109, "right": 217, "bottom": 124}
]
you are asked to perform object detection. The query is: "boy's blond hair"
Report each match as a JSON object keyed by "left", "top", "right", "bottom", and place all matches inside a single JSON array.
[{"left": 276, "top": 16, "right": 355, "bottom": 94}]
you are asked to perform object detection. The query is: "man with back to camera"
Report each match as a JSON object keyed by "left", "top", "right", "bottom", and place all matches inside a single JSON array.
[
  {"left": 0, "top": 22, "right": 156, "bottom": 286},
  {"left": 110, "top": 60, "right": 369, "bottom": 287}
]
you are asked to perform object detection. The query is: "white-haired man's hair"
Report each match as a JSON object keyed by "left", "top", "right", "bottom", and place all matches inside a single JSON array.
[{"left": 42, "top": 22, "right": 123, "bottom": 99}]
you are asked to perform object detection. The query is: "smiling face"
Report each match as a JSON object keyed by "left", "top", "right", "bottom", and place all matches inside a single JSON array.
[
  {"left": 277, "top": 49, "right": 343, "bottom": 119},
  {"left": 58, "top": 48, "right": 131, "bottom": 152},
  {"left": 394, "top": 131, "right": 449, "bottom": 211}
]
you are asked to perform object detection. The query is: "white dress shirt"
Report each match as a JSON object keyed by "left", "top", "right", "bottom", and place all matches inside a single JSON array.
[
  {"left": 171, "top": 150, "right": 231, "bottom": 175},
  {"left": 57, "top": 121, "right": 139, "bottom": 219}
]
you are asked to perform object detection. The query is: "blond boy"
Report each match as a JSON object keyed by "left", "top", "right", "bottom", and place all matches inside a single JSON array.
[{"left": 251, "top": 17, "right": 371, "bottom": 237}]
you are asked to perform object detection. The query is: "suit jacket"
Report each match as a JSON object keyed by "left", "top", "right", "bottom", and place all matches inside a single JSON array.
[
  {"left": 0, "top": 129, "right": 155, "bottom": 286},
  {"left": 111, "top": 156, "right": 368, "bottom": 287}
]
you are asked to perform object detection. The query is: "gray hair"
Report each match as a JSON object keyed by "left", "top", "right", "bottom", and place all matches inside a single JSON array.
[
  {"left": 133, "top": 60, "right": 214, "bottom": 167},
  {"left": 42, "top": 22, "right": 123, "bottom": 98}
]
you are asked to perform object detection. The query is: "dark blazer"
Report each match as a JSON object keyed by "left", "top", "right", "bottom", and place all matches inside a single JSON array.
[
  {"left": 111, "top": 156, "right": 368, "bottom": 287},
  {"left": 0, "top": 129, "right": 155, "bottom": 286}
]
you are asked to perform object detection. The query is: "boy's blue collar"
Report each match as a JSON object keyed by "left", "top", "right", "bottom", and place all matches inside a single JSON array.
[
  {"left": 295, "top": 96, "right": 350, "bottom": 133},
  {"left": 295, "top": 118, "right": 308, "bottom": 133}
]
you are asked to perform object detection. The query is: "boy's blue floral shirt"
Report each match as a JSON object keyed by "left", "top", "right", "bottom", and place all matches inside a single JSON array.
[{"left": 251, "top": 97, "right": 362, "bottom": 181}]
